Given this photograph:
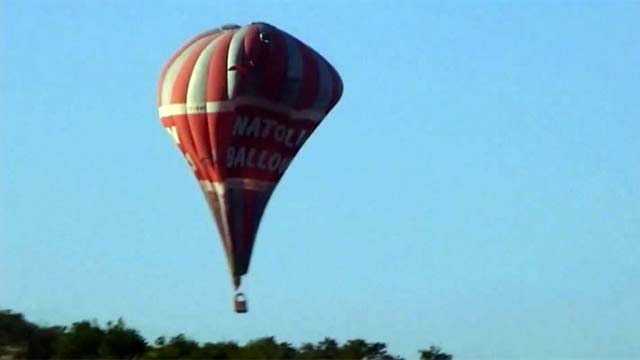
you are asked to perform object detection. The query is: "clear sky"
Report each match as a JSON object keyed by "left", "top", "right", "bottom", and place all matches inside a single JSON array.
[{"left": 1, "top": 1, "right": 639, "bottom": 359}]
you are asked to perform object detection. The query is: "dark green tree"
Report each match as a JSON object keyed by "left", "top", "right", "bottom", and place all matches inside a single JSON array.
[
  {"left": 26, "top": 325, "right": 64, "bottom": 359},
  {"left": 0, "top": 310, "right": 30, "bottom": 358},
  {"left": 0, "top": 310, "right": 33, "bottom": 346},
  {"left": 0, "top": 309, "right": 64, "bottom": 358},
  {"left": 147, "top": 334, "right": 200, "bottom": 358},
  {"left": 338, "top": 339, "right": 400, "bottom": 360},
  {"left": 97, "top": 318, "right": 147, "bottom": 358},
  {"left": 1, "top": 309, "right": 452, "bottom": 360},
  {"left": 297, "top": 342, "right": 318, "bottom": 359},
  {"left": 154, "top": 336, "right": 166, "bottom": 347},
  {"left": 195, "top": 341, "right": 240, "bottom": 359},
  {"left": 240, "top": 336, "right": 297, "bottom": 359},
  {"left": 55, "top": 320, "right": 104, "bottom": 358},
  {"left": 315, "top": 337, "right": 339, "bottom": 359},
  {"left": 419, "top": 345, "right": 453, "bottom": 360}
]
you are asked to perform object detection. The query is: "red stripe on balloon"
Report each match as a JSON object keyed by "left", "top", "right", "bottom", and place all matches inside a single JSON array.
[
  {"left": 168, "top": 36, "right": 219, "bottom": 182},
  {"left": 157, "top": 30, "right": 220, "bottom": 106},
  {"left": 188, "top": 112, "right": 218, "bottom": 181},
  {"left": 206, "top": 31, "right": 235, "bottom": 102},
  {"left": 294, "top": 41, "right": 320, "bottom": 110},
  {"left": 206, "top": 111, "right": 233, "bottom": 182},
  {"left": 258, "top": 28, "right": 287, "bottom": 101},
  {"left": 241, "top": 189, "right": 257, "bottom": 272},
  {"left": 242, "top": 25, "right": 261, "bottom": 65},
  {"left": 204, "top": 32, "right": 236, "bottom": 182},
  {"left": 170, "top": 35, "right": 219, "bottom": 103},
  {"left": 327, "top": 63, "right": 343, "bottom": 112}
]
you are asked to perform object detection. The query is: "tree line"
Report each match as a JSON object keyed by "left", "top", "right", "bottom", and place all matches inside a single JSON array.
[{"left": 0, "top": 309, "right": 452, "bottom": 359}]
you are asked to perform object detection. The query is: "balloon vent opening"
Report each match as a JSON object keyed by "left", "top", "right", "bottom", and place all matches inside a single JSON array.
[{"left": 219, "top": 24, "right": 241, "bottom": 31}]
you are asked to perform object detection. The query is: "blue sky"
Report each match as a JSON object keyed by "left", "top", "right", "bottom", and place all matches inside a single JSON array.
[{"left": 1, "top": 1, "right": 639, "bottom": 359}]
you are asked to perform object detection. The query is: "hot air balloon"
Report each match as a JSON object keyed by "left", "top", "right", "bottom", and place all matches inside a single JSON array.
[{"left": 157, "top": 22, "right": 343, "bottom": 313}]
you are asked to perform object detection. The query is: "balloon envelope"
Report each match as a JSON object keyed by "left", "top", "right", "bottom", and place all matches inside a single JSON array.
[{"left": 157, "top": 22, "right": 343, "bottom": 289}]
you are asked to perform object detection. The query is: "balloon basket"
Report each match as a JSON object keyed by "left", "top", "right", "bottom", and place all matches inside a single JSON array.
[{"left": 234, "top": 293, "right": 248, "bottom": 313}]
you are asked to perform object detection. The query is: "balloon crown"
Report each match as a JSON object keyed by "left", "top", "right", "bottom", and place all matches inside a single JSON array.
[{"left": 218, "top": 24, "right": 241, "bottom": 31}]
